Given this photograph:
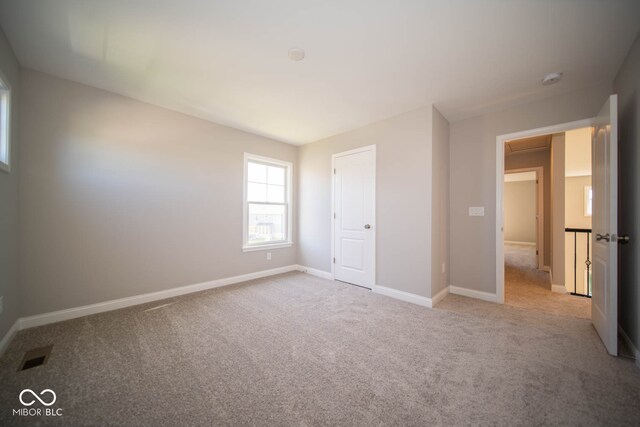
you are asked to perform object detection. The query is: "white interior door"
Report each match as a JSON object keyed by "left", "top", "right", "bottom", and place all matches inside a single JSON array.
[
  {"left": 333, "top": 146, "right": 375, "bottom": 289},
  {"left": 591, "top": 94, "right": 618, "bottom": 356}
]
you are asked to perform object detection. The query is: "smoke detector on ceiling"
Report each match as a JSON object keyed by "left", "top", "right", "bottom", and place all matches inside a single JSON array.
[
  {"left": 288, "top": 48, "right": 305, "bottom": 61},
  {"left": 542, "top": 72, "right": 563, "bottom": 86}
]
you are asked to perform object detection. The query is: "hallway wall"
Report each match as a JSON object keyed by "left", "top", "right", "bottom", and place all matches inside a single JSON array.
[{"left": 505, "top": 149, "right": 551, "bottom": 265}]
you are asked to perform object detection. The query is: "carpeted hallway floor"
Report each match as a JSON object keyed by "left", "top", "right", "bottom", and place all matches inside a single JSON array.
[
  {"left": 1, "top": 272, "right": 639, "bottom": 425},
  {"left": 504, "top": 243, "right": 591, "bottom": 319}
]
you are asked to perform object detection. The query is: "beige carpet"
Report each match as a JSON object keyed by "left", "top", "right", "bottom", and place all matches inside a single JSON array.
[
  {"left": 1, "top": 272, "right": 639, "bottom": 425},
  {"left": 504, "top": 243, "right": 591, "bottom": 319}
]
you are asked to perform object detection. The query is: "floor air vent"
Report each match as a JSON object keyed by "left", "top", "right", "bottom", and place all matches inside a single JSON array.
[{"left": 19, "top": 345, "right": 53, "bottom": 371}]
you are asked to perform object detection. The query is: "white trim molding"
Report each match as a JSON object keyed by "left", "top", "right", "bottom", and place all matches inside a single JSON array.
[
  {"left": 296, "top": 265, "right": 333, "bottom": 280},
  {"left": 496, "top": 117, "right": 596, "bottom": 305},
  {"left": 619, "top": 325, "right": 640, "bottom": 369},
  {"left": 504, "top": 241, "right": 536, "bottom": 246},
  {"left": 373, "top": 286, "right": 433, "bottom": 308},
  {"left": 450, "top": 286, "right": 497, "bottom": 303},
  {"left": 431, "top": 286, "right": 450, "bottom": 307},
  {"left": 19, "top": 265, "right": 299, "bottom": 330},
  {"left": 552, "top": 284, "right": 568, "bottom": 294}
]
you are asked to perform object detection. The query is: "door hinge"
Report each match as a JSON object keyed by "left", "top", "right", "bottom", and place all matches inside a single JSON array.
[
  {"left": 333, "top": 257, "right": 336, "bottom": 263},
  {"left": 333, "top": 212, "right": 336, "bottom": 219},
  {"left": 333, "top": 168, "right": 336, "bottom": 175},
  {"left": 536, "top": 250, "right": 539, "bottom": 255}
]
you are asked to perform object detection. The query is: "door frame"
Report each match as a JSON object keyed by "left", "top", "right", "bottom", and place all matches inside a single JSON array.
[
  {"left": 496, "top": 118, "right": 594, "bottom": 304},
  {"left": 331, "top": 145, "right": 377, "bottom": 289},
  {"left": 504, "top": 167, "right": 544, "bottom": 270}
]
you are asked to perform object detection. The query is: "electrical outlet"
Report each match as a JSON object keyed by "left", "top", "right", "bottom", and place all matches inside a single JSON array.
[
  {"left": 267, "top": 252, "right": 272, "bottom": 261},
  {"left": 0, "top": 296, "right": 3, "bottom": 316},
  {"left": 469, "top": 206, "right": 485, "bottom": 217}
]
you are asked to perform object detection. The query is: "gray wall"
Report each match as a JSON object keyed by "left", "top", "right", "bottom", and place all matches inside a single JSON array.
[
  {"left": 614, "top": 33, "right": 640, "bottom": 352},
  {"left": 504, "top": 180, "right": 536, "bottom": 243},
  {"left": 505, "top": 149, "right": 551, "bottom": 265},
  {"left": 298, "top": 107, "right": 433, "bottom": 297},
  {"left": 0, "top": 28, "right": 19, "bottom": 341},
  {"left": 550, "top": 133, "right": 565, "bottom": 286},
  {"left": 19, "top": 70, "right": 297, "bottom": 316},
  {"left": 449, "top": 85, "right": 610, "bottom": 295},
  {"left": 431, "top": 107, "right": 449, "bottom": 296}
]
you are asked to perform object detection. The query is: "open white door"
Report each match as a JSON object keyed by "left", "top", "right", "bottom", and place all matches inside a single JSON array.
[
  {"left": 591, "top": 94, "right": 618, "bottom": 356},
  {"left": 332, "top": 146, "right": 375, "bottom": 289}
]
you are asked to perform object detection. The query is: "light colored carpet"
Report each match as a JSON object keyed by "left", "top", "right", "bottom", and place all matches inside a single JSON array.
[
  {"left": 505, "top": 243, "right": 591, "bottom": 319},
  {"left": 1, "top": 272, "right": 639, "bottom": 425}
]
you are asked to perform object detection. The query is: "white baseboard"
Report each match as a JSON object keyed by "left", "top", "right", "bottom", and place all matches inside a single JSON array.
[
  {"left": 296, "top": 265, "right": 333, "bottom": 280},
  {"left": 504, "top": 241, "right": 536, "bottom": 246},
  {"left": 552, "top": 284, "right": 567, "bottom": 294},
  {"left": 19, "top": 265, "right": 299, "bottom": 330},
  {"left": 619, "top": 325, "right": 640, "bottom": 369},
  {"left": 542, "top": 265, "right": 551, "bottom": 272},
  {"left": 431, "top": 286, "right": 450, "bottom": 306},
  {"left": 449, "top": 286, "right": 497, "bottom": 303},
  {"left": 373, "top": 286, "right": 433, "bottom": 308},
  {"left": 0, "top": 319, "right": 20, "bottom": 357}
]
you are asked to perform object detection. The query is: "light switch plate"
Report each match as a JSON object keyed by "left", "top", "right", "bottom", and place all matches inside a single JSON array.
[{"left": 469, "top": 207, "right": 485, "bottom": 216}]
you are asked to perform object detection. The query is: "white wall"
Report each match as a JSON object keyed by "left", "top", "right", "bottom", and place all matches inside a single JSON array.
[
  {"left": 19, "top": 70, "right": 298, "bottom": 316},
  {"left": 504, "top": 179, "right": 536, "bottom": 243},
  {"left": 449, "top": 85, "right": 611, "bottom": 295},
  {"left": 614, "top": 32, "right": 640, "bottom": 353},
  {"left": 564, "top": 175, "right": 592, "bottom": 294},
  {"left": 565, "top": 127, "right": 592, "bottom": 177},
  {"left": 0, "top": 27, "right": 20, "bottom": 341},
  {"left": 298, "top": 106, "right": 434, "bottom": 298}
]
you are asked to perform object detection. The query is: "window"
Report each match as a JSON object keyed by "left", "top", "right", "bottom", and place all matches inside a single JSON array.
[
  {"left": 584, "top": 186, "right": 593, "bottom": 217},
  {"left": 243, "top": 154, "right": 292, "bottom": 251},
  {"left": 0, "top": 73, "right": 10, "bottom": 173}
]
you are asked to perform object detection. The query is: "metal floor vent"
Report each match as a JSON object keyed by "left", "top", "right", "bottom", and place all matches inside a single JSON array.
[{"left": 19, "top": 345, "right": 53, "bottom": 372}]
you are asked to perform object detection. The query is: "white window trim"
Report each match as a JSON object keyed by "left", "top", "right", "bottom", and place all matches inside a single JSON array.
[
  {"left": 242, "top": 153, "right": 293, "bottom": 252},
  {"left": 584, "top": 185, "right": 593, "bottom": 217},
  {"left": 0, "top": 70, "right": 11, "bottom": 173}
]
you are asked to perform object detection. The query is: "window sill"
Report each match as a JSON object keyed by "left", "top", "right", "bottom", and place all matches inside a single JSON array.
[
  {"left": 242, "top": 242, "right": 293, "bottom": 252},
  {"left": 0, "top": 162, "right": 9, "bottom": 173}
]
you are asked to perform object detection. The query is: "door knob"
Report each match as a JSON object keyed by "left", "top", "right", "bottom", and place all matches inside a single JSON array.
[
  {"left": 617, "top": 234, "right": 630, "bottom": 244},
  {"left": 364, "top": 224, "right": 371, "bottom": 229},
  {"left": 596, "top": 233, "right": 610, "bottom": 242}
]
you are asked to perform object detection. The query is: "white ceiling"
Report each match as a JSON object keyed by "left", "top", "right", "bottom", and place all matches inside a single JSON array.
[{"left": 1, "top": 0, "right": 638, "bottom": 145}]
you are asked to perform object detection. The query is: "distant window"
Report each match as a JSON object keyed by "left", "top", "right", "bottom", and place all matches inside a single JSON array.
[
  {"left": 0, "top": 73, "right": 10, "bottom": 172},
  {"left": 243, "top": 154, "right": 292, "bottom": 251},
  {"left": 584, "top": 186, "right": 593, "bottom": 217}
]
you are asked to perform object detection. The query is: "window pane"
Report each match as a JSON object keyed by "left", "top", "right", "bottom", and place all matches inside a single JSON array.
[
  {"left": 268, "top": 165, "right": 285, "bottom": 185},
  {"left": 267, "top": 184, "right": 284, "bottom": 203},
  {"left": 248, "top": 204, "right": 286, "bottom": 244},
  {"left": 247, "top": 161, "right": 267, "bottom": 183},
  {"left": 247, "top": 182, "right": 267, "bottom": 202}
]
